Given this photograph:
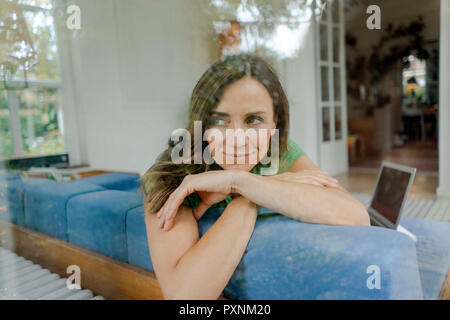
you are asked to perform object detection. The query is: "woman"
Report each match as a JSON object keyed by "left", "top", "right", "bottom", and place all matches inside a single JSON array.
[{"left": 140, "top": 54, "right": 370, "bottom": 300}]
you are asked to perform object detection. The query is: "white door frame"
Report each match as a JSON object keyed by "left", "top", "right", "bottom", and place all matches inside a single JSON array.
[
  {"left": 315, "top": 0, "right": 349, "bottom": 175},
  {"left": 437, "top": 0, "right": 450, "bottom": 197}
]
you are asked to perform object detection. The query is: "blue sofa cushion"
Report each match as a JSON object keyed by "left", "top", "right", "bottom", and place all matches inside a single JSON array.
[
  {"left": 126, "top": 207, "right": 423, "bottom": 299},
  {"left": 80, "top": 173, "right": 140, "bottom": 192},
  {"left": 399, "top": 217, "right": 450, "bottom": 299},
  {"left": 0, "top": 171, "right": 23, "bottom": 181},
  {"left": 220, "top": 212, "right": 423, "bottom": 299},
  {"left": 23, "top": 178, "right": 105, "bottom": 241},
  {"left": 67, "top": 190, "right": 142, "bottom": 262},
  {"left": 0, "top": 176, "right": 25, "bottom": 225}
]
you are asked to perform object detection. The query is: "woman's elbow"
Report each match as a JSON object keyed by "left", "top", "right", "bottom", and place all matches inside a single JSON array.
[
  {"left": 163, "top": 283, "right": 219, "bottom": 300},
  {"left": 165, "top": 290, "right": 219, "bottom": 300},
  {"left": 159, "top": 269, "right": 220, "bottom": 300},
  {"left": 164, "top": 289, "right": 190, "bottom": 300},
  {"left": 160, "top": 279, "right": 193, "bottom": 300},
  {"left": 350, "top": 202, "right": 370, "bottom": 226}
]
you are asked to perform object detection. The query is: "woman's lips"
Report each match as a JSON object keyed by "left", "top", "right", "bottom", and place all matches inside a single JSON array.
[{"left": 222, "top": 152, "right": 258, "bottom": 163}]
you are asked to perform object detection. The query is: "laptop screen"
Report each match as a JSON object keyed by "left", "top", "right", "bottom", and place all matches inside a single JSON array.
[{"left": 369, "top": 166, "right": 412, "bottom": 224}]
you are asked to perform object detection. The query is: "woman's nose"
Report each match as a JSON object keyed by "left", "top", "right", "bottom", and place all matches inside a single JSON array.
[
  {"left": 227, "top": 121, "right": 244, "bottom": 131},
  {"left": 225, "top": 126, "right": 252, "bottom": 149}
]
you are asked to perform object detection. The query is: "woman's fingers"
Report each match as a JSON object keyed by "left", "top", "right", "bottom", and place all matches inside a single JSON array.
[
  {"left": 158, "top": 215, "right": 165, "bottom": 228},
  {"left": 163, "top": 216, "right": 175, "bottom": 231},
  {"left": 162, "top": 185, "right": 190, "bottom": 231},
  {"left": 302, "top": 170, "right": 337, "bottom": 183},
  {"left": 295, "top": 170, "right": 339, "bottom": 186},
  {"left": 157, "top": 175, "right": 203, "bottom": 231},
  {"left": 312, "top": 176, "right": 339, "bottom": 187},
  {"left": 157, "top": 191, "right": 178, "bottom": 230},
  {"left": 280, "top": 172, "right": 339, "bottom": 188}
]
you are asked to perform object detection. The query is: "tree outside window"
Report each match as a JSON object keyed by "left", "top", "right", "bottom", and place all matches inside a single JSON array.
[{"left": 0, "top": 0, "right": 65, "bottom": 159}]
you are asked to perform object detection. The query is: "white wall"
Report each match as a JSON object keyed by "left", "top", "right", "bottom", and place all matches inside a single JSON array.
[
  {"left": 61, "top": 0, "right": 212, "bottom": 175},
  {"left": 59, "top": 0, "right": 319, "bottom": 175},
  {"left": 438, "top": 0, "right": 450, "bottom": 198},
  {"left": 283, "top": 24, "right": 320, "bottom": 165}
]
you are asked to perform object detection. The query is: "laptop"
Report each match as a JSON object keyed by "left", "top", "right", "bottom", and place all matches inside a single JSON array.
[{"left": 367, "top": 161, "right": 417, "bottom": 242}]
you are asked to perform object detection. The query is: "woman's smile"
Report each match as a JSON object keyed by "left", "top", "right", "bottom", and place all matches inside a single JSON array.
[{"left": 223, "top": 151, "right": 258, "bottom": 163}]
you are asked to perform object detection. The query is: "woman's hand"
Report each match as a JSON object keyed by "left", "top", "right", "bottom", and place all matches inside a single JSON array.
[
  {"left": 157, "top": 170, "right": 240, "bottom": 231},
  {"left": 270, "top": 170, "right": 340, "bottom": 188}
]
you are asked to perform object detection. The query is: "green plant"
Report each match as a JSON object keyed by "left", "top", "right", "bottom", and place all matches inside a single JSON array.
[{"left": 346, "top": 16, "right": 430, "bottom": 116}]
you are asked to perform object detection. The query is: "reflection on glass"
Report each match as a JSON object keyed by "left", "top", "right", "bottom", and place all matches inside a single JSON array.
[
  {"left": 320, "top": 24, "right": 328, "bottom": 61},
  {"left": 335, "top": 105, "right": 342, "bottom": 140},
  {"left": 321, "top": 66, "right": 329, "bottom": 101},
  {"left": 334, "top": 67, "right": 341, "bottom": 101},
  {"left": 320, "top": 2, "right": 328, "bottom": 22},
  {"left": 0, "top": 90, "right": 12, "bottom": 158},
  {"left": 0, "top": 0, "right": 39, "bottom": 78},
  {"left": 16, "top": 88, "right": 65, "bottom": 155},
  {"left": 333, "top": 27, "right": 339, "bottom": 63},
  {"left": 5, "top": 5, "right": 59, "bottom": 82},
  {"left": 18, "top": 0, "right": 53, "bottom": 9},
  {"left": 18, "top": 9, "right": 59, "bottom": 81},
  {"left": 209, "top": 0, "right": 314, "bottom": 60},
  {"left": 322, "top": 107, "right": 330, "bottom": 142}
]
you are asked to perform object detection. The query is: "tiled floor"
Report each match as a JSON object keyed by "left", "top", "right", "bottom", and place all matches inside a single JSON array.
[
  {"left": 341, "top": 138, "right": 443, "bottom": 200},
  {"left": 335, "top": 168, "right": 441, "bottom": 200}
]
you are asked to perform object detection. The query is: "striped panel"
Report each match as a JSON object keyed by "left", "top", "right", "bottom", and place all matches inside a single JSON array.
[
  {"left": 426, "top": 200, "right": 450, "bottom": 222},
  {"left": 0, "top": 247, "right": 104, "bottom": 300}
]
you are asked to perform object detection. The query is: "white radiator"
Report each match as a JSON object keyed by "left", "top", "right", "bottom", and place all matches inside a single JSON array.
[{"left": 0, "top": 247, "right": 104, "bottom": 300}]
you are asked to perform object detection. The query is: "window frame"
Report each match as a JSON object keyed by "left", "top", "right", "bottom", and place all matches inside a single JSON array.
[{"left": 1, "top": 1, "right": 67, "bottom": 163}]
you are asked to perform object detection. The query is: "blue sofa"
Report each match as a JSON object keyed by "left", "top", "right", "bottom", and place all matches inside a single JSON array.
[{"left": 1, "top": 171, "right": 449, "bottom": 299}]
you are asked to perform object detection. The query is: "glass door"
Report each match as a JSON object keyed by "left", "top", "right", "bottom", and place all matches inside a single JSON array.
[{"left": 316, "top": 0, "right": 348, "bottom": 174}]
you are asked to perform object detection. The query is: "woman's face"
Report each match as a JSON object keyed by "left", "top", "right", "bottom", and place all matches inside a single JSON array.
[{"left": 206, "top": 76, "right": 276, "bottom": 172}]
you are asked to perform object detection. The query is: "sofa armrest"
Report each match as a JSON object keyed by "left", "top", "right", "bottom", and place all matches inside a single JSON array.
[{"left": 199, "top": 210, "right": 423, "bottom": 300}]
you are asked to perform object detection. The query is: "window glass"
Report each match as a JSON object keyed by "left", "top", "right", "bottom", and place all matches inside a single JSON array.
[
  {"left": 13, "top": 8, "right": 59, "bottom": 81},
  {"left": 0, "top": 90, "right": 13, "bottom": 158},
  {"left": 17, "top": 87, "right": 65, "bottom": 155},
  {"left": 333, "top": 26, "right": 340, "bottom": 63},
  {"left": 334, "top": 67, "right": 341, "bottom": 101},
  {"left": 331, "top": 0, "right": 339, "bottom": 24},
  {"left": 322, "top": 106, "right": 330, "bottom": 142},
  {"left": 1, "top": 0, "right": 63, "bottom": 159},
  {"left": 320, "top": 24, "right": 328, "bottom": 61},
  {"left": 335, "top": 105, "right": 342, "bottom": 140},
  {"left": 321, "top": 66, "right": 329, "bottom": 101}
]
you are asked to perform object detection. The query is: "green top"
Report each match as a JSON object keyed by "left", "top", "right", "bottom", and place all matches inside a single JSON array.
[{"left": 183, "top": 138, "right": 306, "bottom": 212}]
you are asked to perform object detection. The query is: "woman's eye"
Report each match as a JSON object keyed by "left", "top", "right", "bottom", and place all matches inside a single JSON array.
[
  {"left": 211, "top": 118, "right": 226, "bottom": 126},
  {"left": 247, "top": 116, "right": 264, "bottom": 125}
]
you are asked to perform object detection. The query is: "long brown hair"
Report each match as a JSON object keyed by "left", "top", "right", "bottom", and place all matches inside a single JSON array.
[{"left": 139, "top": 54, "right": 290, "bottom": 214}]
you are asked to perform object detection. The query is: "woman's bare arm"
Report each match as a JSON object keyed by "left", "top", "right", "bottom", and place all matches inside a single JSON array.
[
  {"left": 157, "top": 159, "right": 369, "bottom": 232},
  {"left": 146, "top": 196, "right": 257, "bottom": 300},
  {"left": 233, "top": 169, "right": 369, "bottom": 226},
  {"left": 221, "top": 155, "right": 368, "bottom": 226}
]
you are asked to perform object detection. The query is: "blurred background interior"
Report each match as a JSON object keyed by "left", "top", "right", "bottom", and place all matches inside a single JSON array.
[
  {"left": 0, "top": 0, "right": 449, "bottom": 200},
  {"left": 1, "top": 0, "right": 450, "bottom": 301}
]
